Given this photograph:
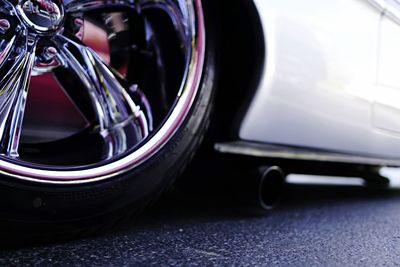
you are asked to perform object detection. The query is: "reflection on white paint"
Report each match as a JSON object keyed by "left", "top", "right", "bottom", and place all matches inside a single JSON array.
[
  {"left": 241, "top": 0, "right": 386, "bottom": 157},
  {"left": 380, "top": 167, "right": 400, "bottom": 188},
  {"left": 287, "top": 167, "right": 400, "bottom": 189},
  {"left": 286, "top": 174, "right": 364, "bottom": 186}
]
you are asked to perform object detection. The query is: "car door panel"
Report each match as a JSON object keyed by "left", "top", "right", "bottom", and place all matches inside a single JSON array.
[
  {"left": 240, "top": 0, "right": 400, "bottom": 158},
  {"left": 373, "top": 0, "right": 400, "bottom": 134}
]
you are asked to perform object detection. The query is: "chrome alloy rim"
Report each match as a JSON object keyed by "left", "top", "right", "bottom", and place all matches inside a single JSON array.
[{"left": 0, "top": 0, "right": 205, "bottom": 183}]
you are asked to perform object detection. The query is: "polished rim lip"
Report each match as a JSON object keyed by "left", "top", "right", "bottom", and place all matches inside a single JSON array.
[{"left": 0, "top": 0, "right": 205, "bottom": 184}]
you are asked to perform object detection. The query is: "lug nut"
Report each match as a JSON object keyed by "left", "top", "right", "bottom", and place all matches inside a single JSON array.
[
  {"left": 74, "top": 18, "right": 84, "bottom": 27},
  {"left": 74, "top": 18, "right": 84, "bottom": 39},
  {"left": 40, "top": 46, "right": 58, "bottom": 62},
  {"left": 0, "top": 19, "right": 10, "bottom": 33}
]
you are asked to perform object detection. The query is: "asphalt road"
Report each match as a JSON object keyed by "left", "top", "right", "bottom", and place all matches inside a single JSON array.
[{"left": 2, "top": 173, "right": 400, "bottom": 266}]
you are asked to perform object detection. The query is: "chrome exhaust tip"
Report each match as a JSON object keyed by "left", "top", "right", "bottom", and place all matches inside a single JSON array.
[
  {"left": 239, "top": 166, "right": 286, "bottom": 213},
  {"left": 258, "top": 166, "right": 286, "bottom": 210}
]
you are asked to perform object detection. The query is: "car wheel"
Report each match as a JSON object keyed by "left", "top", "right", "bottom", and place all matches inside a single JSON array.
[{"left": 0, "top": 0, "right": 215, "bottom": 244}]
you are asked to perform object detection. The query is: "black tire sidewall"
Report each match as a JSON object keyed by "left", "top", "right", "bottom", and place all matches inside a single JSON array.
[{"left": 0, "top": 0, "right": 216, "bottom": 238}]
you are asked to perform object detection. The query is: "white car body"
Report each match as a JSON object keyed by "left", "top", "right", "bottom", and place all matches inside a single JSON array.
[{"left": 240, "top": 0, "right": 400, "bottom": 159}]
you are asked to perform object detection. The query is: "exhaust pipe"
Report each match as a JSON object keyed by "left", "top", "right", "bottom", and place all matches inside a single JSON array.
[{"left": 239, "top": 166, "right": 286, "bottom": 213}]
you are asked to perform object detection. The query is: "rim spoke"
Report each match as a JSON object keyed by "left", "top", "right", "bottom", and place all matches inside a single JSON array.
[
  {"left": 0, "top": 35, "right": 16, "bottom": 67},
  {"left": 65, "top": 0, "right": 136, "bottom": 14},
  {"left": 0, "top": 0, "right": 15, "bottom": 15},
  {"left": 53, "top": 35, "right": 150, "bottom": 155},
  {"left": 0, "top": 36, "right": 36, "bottom": 157},
  {"left": 140, "top": 0, "right": 191, "bottom": 41}
]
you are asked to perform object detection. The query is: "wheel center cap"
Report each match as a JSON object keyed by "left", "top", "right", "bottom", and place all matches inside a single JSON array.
[{"left": 17, "top": 0, "right": 64, "bottom": 32}]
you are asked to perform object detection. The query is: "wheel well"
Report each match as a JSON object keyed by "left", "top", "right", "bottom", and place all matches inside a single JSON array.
[{"left": 210, "top": 0, "right": 265, "bottom": 142}]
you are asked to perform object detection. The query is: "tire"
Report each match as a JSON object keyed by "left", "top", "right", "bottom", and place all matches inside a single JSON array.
[{"left": 0, "top": 0, "right": 216, "bottom": 245}]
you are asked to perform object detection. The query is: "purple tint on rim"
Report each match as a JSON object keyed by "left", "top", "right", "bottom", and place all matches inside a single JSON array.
[{"left": 0, "top": 0, "right": 206, "bottom": 183}]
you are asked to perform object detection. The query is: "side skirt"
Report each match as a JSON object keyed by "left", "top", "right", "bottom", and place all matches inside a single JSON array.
[{"left": 215, "top": 141, "right": 400, "bottom": 167}]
